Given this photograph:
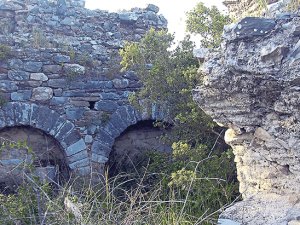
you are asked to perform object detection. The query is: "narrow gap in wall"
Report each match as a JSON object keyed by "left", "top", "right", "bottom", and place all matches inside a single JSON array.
[{"left": 89, "top": 101, "right": 96, "bottom": 110}]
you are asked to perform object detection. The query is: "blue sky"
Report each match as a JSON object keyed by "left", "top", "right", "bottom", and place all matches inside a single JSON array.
[{"left": 85, "top": 0, "right": 226, "bottom": 44}]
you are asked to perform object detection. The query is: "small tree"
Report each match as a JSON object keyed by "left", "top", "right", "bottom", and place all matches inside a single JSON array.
[{"left": 186, "top": 3, "right": 231, "bottom": 48}]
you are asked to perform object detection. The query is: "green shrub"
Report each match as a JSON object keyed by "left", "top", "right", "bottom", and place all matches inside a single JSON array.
[{"left": 0, "top": 44, "right": 11, "bottom": 61}]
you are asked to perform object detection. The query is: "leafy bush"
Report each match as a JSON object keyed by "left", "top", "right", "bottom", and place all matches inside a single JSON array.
[
  {"left": 0, "top": 165, "right": 238, "bottom": 225},
  {"left": 119, "top": 15, "right": 238, "bottom": 224},
  {"left": 0, "top": 44, "right": 11, "bottom": 61},
  {"left": 186, "top": 3, "right": 231, "bottom": 48}
]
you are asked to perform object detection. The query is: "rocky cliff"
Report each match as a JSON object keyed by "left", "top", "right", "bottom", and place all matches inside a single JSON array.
[{"left": 193, "top": 14, "right": 300, "bottom": 225}]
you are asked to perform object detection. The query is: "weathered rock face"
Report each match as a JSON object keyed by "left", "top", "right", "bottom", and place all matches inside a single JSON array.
[
  {"left": 193, "top": 16, "right": 300, "bottom": 224},
  {"left": 0, "top": 0, "right": 168, "bottom": 179},
  {"left": 223, "top": 0, "right": 294, "bottom": 20}
]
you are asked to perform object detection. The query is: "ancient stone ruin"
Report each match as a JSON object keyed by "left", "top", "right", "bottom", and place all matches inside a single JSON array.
[
  {"left": 193, "top": 13, "right": 300, "bottom": 225},
  {"left": 0, "top": 0, "right": 169, "bottom": 187}
]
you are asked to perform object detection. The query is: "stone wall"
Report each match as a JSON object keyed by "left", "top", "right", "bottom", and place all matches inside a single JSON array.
[
  {"left": 0, "top": 0, "right": 168, "bottom": 178},
  {"left": 193, "top": 15, "right": 300, "bottom": 224}
]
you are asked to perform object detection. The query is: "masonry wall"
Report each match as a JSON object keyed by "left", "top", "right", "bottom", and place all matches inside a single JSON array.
[{"left": 0, "top": 0, "right": 168, "bottom": 177}]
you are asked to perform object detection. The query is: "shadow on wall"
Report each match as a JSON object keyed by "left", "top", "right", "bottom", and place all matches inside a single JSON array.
[
  {"left": 107, "top": 120, "right": 172, "bottom": 177},
  {"left": 0, "top": 126, "right": 70, "bottom": 193}
]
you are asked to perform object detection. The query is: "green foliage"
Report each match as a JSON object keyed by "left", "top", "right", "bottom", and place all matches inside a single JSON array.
[
  {"left": 0, "top": 172, "right": 235, "bottom": 225},
  {"left": 0, "top": 183, "right": 51, "bottom": 225},
  {"left": 32, "top": 27, "right": 49, "bottom": 48},
  {"left": 286, "top": 0, "right": 300, "bottom": 12},
  {"left": 120, "top": 27, "right": 239, "bottom": 223},
  {"left": 0, "top": 137, "right": 33, "bottom": 154},
  {"left": 100, "top": 112, "right": 111, "bottom": 124},
  {"left": 145, "top": 143, "right": 239, "bottom": 222},
  {"left": 0, "top": 93, "right": 7, "bottom": 107},
  {"left": 120, "top": 28, "right": 217, "bottom": 145},
  {"left": 0, "top": 44, "right": 11, "bottom": 61},
  {"left": 186, "top": 2, "right": 231, "bottom": 48}
]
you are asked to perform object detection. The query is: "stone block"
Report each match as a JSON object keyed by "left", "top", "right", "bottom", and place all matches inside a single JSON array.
[
  {"left": 67, "top": 150, "right": 88, "bottom": 163},
  {"left": 2, "top": 103, "right": 16, "bottom": 126},
  {"left": 0, "top": 80, "right": 18, "bottom": 91},
  {"left": 62, "top": 90, "right": 87, "bottom": 97},
  {"left": 55, "top": 121, "right": 75, "bottom": 142},
  {"left": 94, "top": 101, "right": 118, "bottom": 112},
  {"left": 66, "top": 107, "right": 85, "bottom": 120},
  {"left": 8, "top": 59, "right": 24, "bottom": 70},
  {"left": 50, "top": 97, "right": 69, "bottom": 105},
  {"left": 63, "top": 64, "right": 85, "bottom": 76},
  {"left": 30, "top": 106, "right": 61, "bottom": 133},
  {"left": 112, "top": 78, "right": 129, "bottom": 88},
  {"left": 100, "top": 92, "right": 120, "bottom": 100},
  {"left": 103, "top": 121, "right": 121, "bottom": 137},
  {"left": 62, "top": 129, "right": 82, "bottom": 146},
  {"left": 53, "top": 54, "right": 70, "bottom": 63},
  {"left": 146, "top": 4, "right": 159, "bottom": 13},
  {"left": 91, "top": 140, "right": 112, "bottom": 157},
  {"left": 48, "top": 79, "right": 67, "bottom": 88},
  {"left": 70, "top": 100, "right": 89, "bottom": 107},
  {"left": 83, "top": 81, "right": 113, "bottom": 90},
  {"left": 43, "top": 65, "right": 62, "bottom": 73},
  {"left": 8, "top": 70, "right": 30, "bottom": 81},
  {"left": 119, "top": 12, "right": 139, "bottom": 23},
  {"left": 24, "top": 61, "right": 43, "bottom": 72},
  {"left": 30, "top": 73, "right": 48, "bottom": 81},
  {"left": 91, "top": 153, "right": 108, "bottom": 164},
  {"left": 69, "top": 157, "right": 89, "bottom": 170},
  {"left": 109, "top": 110, "right": 128, "bottom": 133},
  {"left": 13, "top": 102, "right": 31, "bottom": 125},
  {"left": 49, "top": 117, "right": 67, "bottom": 136},
  {"left": 66, "top": 139, "right": 86, "bottom": 156},
  {"left": 32, "top": 87, "right": 53, "bottom": 101},
  {"left": 96, "top": 129, "right": 114, "bottom": 146},
  {"left": 11, "top": 90, "right": 32, "bottom": 101},
  {"left": 116, "top": 106, "right": 136, "bottom": 127}
]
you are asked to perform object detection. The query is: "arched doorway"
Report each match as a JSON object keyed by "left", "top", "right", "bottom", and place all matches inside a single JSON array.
[
  {"left": 107, "top": 120, "right": 171, "bottom": 176},
  {"left": 0, "top": 126, "right": 69, "bottom": 192}
]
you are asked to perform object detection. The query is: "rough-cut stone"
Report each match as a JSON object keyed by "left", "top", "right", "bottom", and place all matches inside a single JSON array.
[
  {"left": 193, "top": 14, "right": 300, "bottom": 225},
  {"left": 30, "top": 73, "right": 48, "bottom": 81},
  {"left": 43, "top": 65, "right": 62, "bottom": 73},
  {"left": 66, "top": 139, "right": 86, "bottom": 156},
  {"left": 0, "top": 81, "right": 18, "bottom": 91},
  {"left": 146, "top": 4, "right": 159, "bottom": 13},
  {"left": 32, "top": 87, "right": 53, "bottom": 101},
  {"left": 11, "top": 90, "right": 32, "bottom": 101},
  {"left": 8, "top": 70, "right": 30, "bottom": 81},
  {"left": 63, "top": 64, "right": 85, "bottom": 76},
  {"left": 24, "top": 61, "right": 43, "bottom": 72},
  {"left": 112, "top": 78, "right": 129, "bottom": 88},
  {"left": 94, "top": 101, "right": 118, "bottom": 112}
]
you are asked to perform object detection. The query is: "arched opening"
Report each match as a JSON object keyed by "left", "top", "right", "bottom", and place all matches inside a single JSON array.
[
  {"left": 107, "top": 120, "right": 172, "bottom": 177},
  {"left": 0, "top": 126, "right": 70, "bottom": 193}
]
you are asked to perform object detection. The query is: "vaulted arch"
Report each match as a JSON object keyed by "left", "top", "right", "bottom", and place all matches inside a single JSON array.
[
  {"left": 0, "top": 102, "right": 89, "bottom": 175},
  {"left": 91, "top": 104, "right": 169, "bottom": 165}
]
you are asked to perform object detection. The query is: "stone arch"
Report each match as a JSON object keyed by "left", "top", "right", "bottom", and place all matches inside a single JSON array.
[
  {"left": 91, "top": 104, "right": 168, "bottom": 165},
  {"left": 0, "top": 102, "right": 89, "bottom": 175}
]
